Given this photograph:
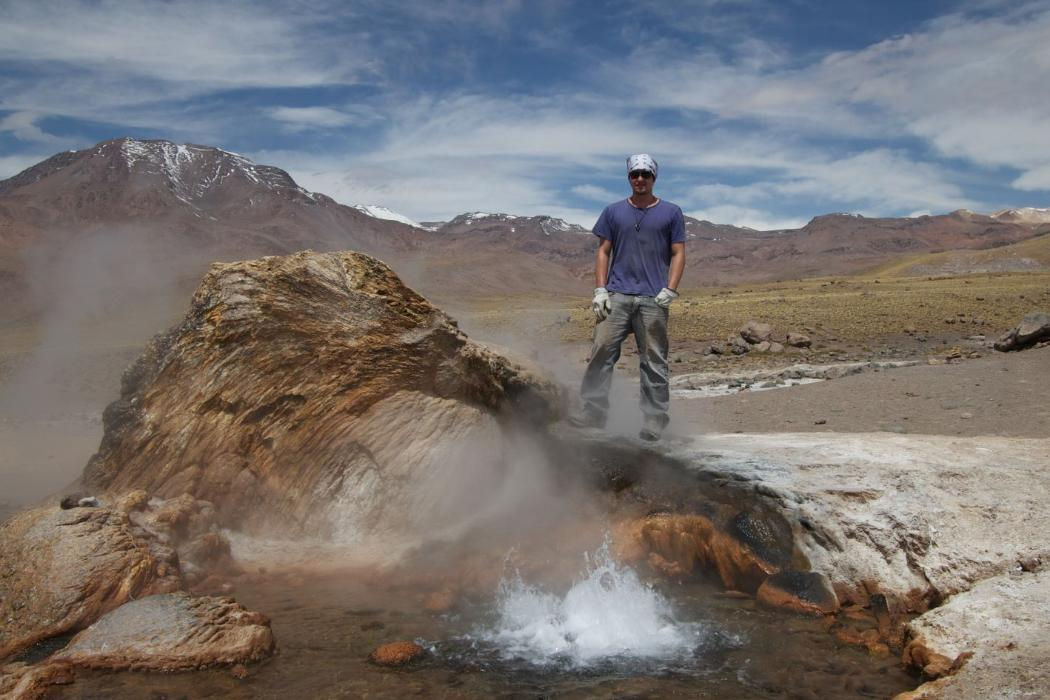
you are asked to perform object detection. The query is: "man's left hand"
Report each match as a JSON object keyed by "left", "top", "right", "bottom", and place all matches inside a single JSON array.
[{"left": 655, "top": 287, "right": 679, "bottom": 308}]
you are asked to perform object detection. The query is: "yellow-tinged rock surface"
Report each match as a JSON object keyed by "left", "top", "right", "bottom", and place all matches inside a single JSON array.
[{"left": 82, "top": 251, "right": 561, "bottom": 538}]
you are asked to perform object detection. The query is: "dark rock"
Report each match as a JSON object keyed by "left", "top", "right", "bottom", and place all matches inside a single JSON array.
[
  {"left": 757, "top": 570, "right": 839, "bottom": 615},
  {"left": 59, "top": 494, "right": 84, "bottom": 510},
  {"left": 727, "top": 511, "right": 795, "bottom": 569}
]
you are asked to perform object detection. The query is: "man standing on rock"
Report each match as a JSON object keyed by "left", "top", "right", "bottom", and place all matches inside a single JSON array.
[{"left": 571, "top": 154, "right": 686, "bottom": 441}]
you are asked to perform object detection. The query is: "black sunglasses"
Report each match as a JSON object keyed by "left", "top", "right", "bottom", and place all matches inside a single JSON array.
[{"left": 629, "top": 170, "right": 654, "bottom": 179}]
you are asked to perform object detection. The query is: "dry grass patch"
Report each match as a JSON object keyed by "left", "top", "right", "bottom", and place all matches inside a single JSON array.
[{"left": 453, "top": 271, "right": 1050, "bottom": 353}]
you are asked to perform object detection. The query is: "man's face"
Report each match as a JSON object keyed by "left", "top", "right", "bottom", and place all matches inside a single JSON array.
[{"left": 629, "top": 170, "right": 654, "bottom": 196}]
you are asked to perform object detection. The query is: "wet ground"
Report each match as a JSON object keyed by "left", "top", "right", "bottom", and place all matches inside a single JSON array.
[{"left": 50, "top": 553, "right": 918, "bottom": 699}]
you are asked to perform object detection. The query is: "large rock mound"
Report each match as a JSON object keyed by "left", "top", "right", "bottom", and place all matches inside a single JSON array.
[{"left": 83, "top": 251, "right": 560, "bottom": 539}]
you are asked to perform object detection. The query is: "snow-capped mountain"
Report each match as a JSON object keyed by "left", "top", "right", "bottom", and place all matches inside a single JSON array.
[
  {"left": 1, "top": 138, "right": 325, "bottom": 212},
  {"left": 0, "top": 136, "right": 424, "bottom": 268},
  {"left": 351, "top": 204, "right": 422, "bottom": 228},
  {"left": 991, "top": 207, "right": 1050, "bottom": 224},
  {"left": 438, "top": 212, "right": 588, "bottom": 236},
  {"left": 117, "top": 139, "right": 320, "bottom": 207}
]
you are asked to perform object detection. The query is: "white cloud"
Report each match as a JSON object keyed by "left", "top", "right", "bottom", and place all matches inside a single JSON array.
[
  {"left": 686, "top": 149, "right": 979, "bottom": 219},
  {"left": 777, "top": 150, "right": 976, "bottom": 213},
  {"left": 264, "top": 147, "right": 602, "bottom": 227},
  {"left": 267, "top": 106, "right": 379, "bottom": 131},
  {"left": 686, "top": 205, "right": 805, "bottom": 231},
  {"left": 0, "top": 111, "right": 63, "bottom": 143},
  {"left": 571, "top": 184, "right": 621, "bottom": 202},
  {"left": 616, "top": 2, "right": 1050, "bottom": 185},
  {"left": 1013, "top": 165, "right": 1050, "bottom": 191},
  {"left": 0, "top": 1, "right": 370, "bottom": 90},
  {"left": 257, "top": 92, "right": 980, "bottom": 226},
  {"left": 0, "top": 0, "right": 378, "bottom": 139}
]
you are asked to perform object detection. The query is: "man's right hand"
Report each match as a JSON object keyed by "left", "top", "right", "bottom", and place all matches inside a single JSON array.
[{"left": 592, "top": 287, "right": 611, "bottom": 322}]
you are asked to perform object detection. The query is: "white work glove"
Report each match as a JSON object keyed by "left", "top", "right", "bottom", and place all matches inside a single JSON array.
[
  {"left": 655, "top": 287, "right": 679, "bottom": 309},
  {"left": 592, "top": 287, "right": 611, "bottom": 321}
]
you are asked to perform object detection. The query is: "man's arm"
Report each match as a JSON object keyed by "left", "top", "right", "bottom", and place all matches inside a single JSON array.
[
  {"left": 667, "top": 242, "right": 685, "bottom": 290},
  {"left": 595, "top": 238, "right": 613, "bottom": 287}
]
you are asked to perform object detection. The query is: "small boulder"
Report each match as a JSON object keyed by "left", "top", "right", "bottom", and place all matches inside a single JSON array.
[
  {"left": 52, "top": 592, "right": 274, "bottom": 671},
  {"left": 740, "top": 321, "right": 773, "bottom": 344},
  {"left": 729, "top": 336, "right": 751, "bottom": 355},
  {"left": 423, "top": 589, "right": 457, "bottom": 613},
  {"left": 994, "top": 311, "right": 1050, "bottom": 351},
  {"left": 785, "top": 332, "right": 811, "bottom": 348},
  {"left": 756, "top": 570, "right": 839, "bottom": 615},
  {"left": 370, "top": 641, "right": 425, "bottom": 666}
]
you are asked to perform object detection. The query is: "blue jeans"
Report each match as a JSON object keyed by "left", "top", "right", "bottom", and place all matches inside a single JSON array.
[{"left": 579, "top": 292, "right": 670, "bottom": 428}]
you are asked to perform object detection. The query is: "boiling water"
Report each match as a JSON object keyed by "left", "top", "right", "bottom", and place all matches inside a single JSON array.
[
  {"left": 54, "top": 545, "right": 918, "bottom": 699},
  {"left": 471, "top": 542, "right": 710, "bottom": 666}
]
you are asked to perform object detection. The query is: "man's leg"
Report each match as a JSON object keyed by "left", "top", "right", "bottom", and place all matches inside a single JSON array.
[
  {"left": 578, "top": 293, "right": 633, "bottom": 425},
  {"left": 633, "top": 297, "right": 670, "bottom": 436}
]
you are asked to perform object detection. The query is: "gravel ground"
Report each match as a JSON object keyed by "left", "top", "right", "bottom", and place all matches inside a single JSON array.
[{"left": 670, "top": 344, "right": 1049, "bottom": 439}]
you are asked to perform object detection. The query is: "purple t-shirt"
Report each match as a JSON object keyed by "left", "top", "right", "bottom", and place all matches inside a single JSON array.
[{"left": 593, "top": 198, "right": 686, "bottom": 297}]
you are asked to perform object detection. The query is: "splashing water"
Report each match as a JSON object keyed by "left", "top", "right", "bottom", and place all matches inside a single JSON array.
[{"left": 478, "top": 541, "right": 706, "bottom": 667}]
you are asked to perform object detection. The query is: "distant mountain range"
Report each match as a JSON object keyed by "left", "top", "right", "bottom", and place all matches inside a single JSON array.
[{"left": 1, "top": 137, "right": 1048, "bottom": 323}]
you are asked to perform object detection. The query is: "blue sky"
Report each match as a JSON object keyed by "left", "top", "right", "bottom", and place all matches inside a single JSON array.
[{"left": 1, "top": 0, "right": 1049, "bottom": 229}]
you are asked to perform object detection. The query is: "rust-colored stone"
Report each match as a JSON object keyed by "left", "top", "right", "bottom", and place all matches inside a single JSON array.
[
  {"left": 756, "top": 570, "right": 839, "bottom": 615},
  {"left": 902, "top": 640, "right": 961, "bottom": 679},
  {"left": 423, "top": 589, "right": 457, "bottom": 613},
  {"left": 638, "top": 513, "right": 782, "bottom": 591},
  {"left": 370, "top": 641, "right": 425, "bottom": 666}
]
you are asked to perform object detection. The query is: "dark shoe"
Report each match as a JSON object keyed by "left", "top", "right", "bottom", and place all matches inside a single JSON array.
[
  {"left": 638, "top": 427, "right": 661, "bottom": 442},
  {"left": 568, "top": 409, "right": 606, "bottom": 429}
]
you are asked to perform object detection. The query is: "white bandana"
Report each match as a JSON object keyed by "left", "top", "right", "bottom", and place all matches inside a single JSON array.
[{"left": 626, "top": 154, "right": 658, "bottom": 179}]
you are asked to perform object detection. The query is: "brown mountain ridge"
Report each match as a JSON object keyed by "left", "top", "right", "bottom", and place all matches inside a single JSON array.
[{"left": 1, "top": 137, "right": 1047, "bottom": 322}]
